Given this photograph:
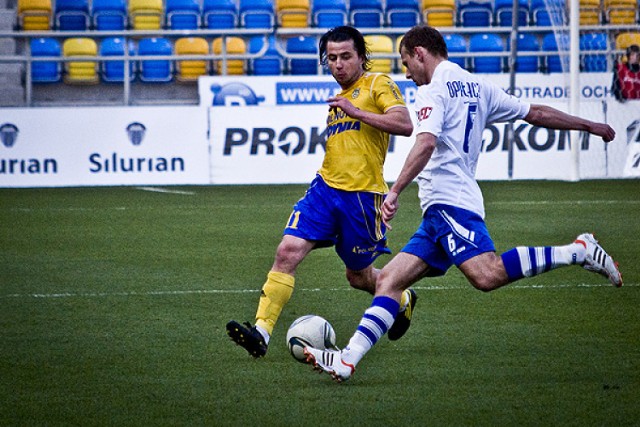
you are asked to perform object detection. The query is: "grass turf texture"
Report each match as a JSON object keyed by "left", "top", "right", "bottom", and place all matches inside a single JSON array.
[{"left": 1, "top": 180, "right": 638, "bottom": 426}]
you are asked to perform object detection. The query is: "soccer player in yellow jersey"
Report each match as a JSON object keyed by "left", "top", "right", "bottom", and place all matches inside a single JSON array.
[{"left": 227, "top": 26, "right": 415, "bottom": 358}]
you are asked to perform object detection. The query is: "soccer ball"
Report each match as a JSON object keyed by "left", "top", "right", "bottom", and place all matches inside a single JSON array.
[{"left": 286, "top": 315, "right": 338, "bottom": 362}]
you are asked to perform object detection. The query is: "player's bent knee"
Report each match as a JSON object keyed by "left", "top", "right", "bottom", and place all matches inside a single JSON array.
[{"left": 346, "top": 270, "right": 375, "bottom": 294}]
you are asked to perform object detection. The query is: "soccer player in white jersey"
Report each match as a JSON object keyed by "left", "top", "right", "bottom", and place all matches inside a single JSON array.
[{"left": 303, "top": 25, "right": 623, "bottom": 382}]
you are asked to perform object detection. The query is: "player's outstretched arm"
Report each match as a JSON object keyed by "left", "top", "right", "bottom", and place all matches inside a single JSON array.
[{"left": 525, "top": 104, "right": 616, "bottom": 142}]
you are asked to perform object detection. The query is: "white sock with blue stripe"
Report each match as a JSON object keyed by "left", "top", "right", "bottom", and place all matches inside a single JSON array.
[
  {"left": 501, "top": 241, "right": 586, "bottom": 282},
  {"left": 341, "top": 296, "right": 399, "bottom": 367}
]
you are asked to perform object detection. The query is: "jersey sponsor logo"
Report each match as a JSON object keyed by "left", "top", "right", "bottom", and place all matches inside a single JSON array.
[
  {"left": 326, "top": 120, "right": 361, "bottom": 137},
  {"left": 446, "top": 80, "right": 480, "bottom": 99},
  {"left": 416, "top": 106, "right": 433, "bottom": 122}
]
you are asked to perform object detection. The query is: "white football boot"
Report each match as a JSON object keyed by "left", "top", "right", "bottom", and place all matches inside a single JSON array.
[
  {"left": 303, "top": 347, "right": 355, "bottom": 383},
  {"left": 575, "top": 233, "right": 623, "bottom": 287}
]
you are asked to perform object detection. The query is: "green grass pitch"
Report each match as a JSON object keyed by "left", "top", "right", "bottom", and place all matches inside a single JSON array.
[{"left": 1, "top": 180, "right": 639, "bottom": 426}]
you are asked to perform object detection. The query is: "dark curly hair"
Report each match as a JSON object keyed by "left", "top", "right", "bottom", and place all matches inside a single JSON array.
[{"left": 319, "top": 26, "right": 371, "bottom": 71}]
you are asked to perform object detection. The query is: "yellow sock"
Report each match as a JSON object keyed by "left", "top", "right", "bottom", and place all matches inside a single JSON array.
[{"left": 255, "top": 271, "right": 295, "bottom": 336}]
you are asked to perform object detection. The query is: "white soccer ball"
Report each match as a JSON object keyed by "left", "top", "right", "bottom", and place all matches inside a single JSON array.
[{"left": 286, "top": 314, "right": 338, "bottom": 362}]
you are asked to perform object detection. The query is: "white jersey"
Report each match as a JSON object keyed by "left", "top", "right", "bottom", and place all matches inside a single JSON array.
[{"left": 414, "top": 60, "right": 530, "bottom": 218}]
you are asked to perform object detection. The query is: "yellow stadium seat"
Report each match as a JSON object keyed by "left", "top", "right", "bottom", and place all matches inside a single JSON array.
[
  {"left": 575, "top": 0, "right": 602, "bottom": 25},
  {"left": 616, "top": 32, "right": 640, "bottom": 51},
  {"left": 129, "top": 0, "right": 164, "bottom": 30},
  {"left": 422, "top": 0, "right": 455, "bottom": 27},
  {"left": 212, "top": 37, "right": 246, "bottom": 75},
  {"left": 175, "top": 37, "right": 210, "bottom": 82},
  {"left": 63, "top": 37, "right": 99, "bottom": 84},
  {"left": 276, "top": 0, "right": 310, "bottom": 27},
  {"left": 395, "top": 36, "right": 405, "bottom": 73},
  {"left": 17, "top": 0, "right": 52, "bottom": 30},
  {"left": 604, "top": 0, "right": 638, "bottom": 24},
  {"left": 364, "top": 35, "right": 393, "bottom": 74}
]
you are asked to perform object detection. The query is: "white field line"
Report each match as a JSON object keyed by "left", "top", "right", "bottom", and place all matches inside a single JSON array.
[
  {"left": 5, "top": 199, "right": 640, "bottom": 213},
  {"left": 1, "top": 282, "right": 636, "bottom": 300},
  {"left": 135, "top": 186, "right": 196, "bottom": 195}
]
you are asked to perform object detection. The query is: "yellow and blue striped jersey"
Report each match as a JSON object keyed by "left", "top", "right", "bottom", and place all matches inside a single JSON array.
[{"left": 318, "top": 73, "right": 407, "bottom": 193}]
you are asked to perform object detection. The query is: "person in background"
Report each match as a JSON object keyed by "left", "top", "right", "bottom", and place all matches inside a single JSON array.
[{"left": 612, "top": 44, "right": 640, "bottom": 102}]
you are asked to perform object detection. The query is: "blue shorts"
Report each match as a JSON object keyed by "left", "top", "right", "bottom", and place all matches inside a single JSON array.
[
  {"left": 283, "top": 175, "right": 390, "bottom": 271},
  {"left": 401, "top": 204, "right": 495, "bottom": 276}
]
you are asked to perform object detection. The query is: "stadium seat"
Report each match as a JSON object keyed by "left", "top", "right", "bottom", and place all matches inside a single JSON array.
[
  {"left": 385, "top": 0, "right": 421, "bottom": 28},
  {"left": 129, "top": 0, "right": 164, "bottom": 30},
  {"left": 239, "top": 0, "right": 275, "bottom": 28},
  {"left": 395, "top": 36, "right": 405, "bottom": 72},
  {"left": 349, "top": 0, "right": 384, "bottom": 28},
  {"left": 422, "top": 0, "right": 456, "bottom": 27},
  {"left": 542, "top": 32, "right": 569, "bottom": 73},
  {"left": 166, "top": 0, "right": 201, "bottom": 29},
  {"left": 286, "top": 35, "right": 318, "bottom": 75},
  {"left": 276, "top": 0, "right": 310, "bottom": 27},
  {"left": 312, "top": 0, "right": 347, "bottom": 27},
  {"left": 458, "top": 0, "right": 493, "bottom": 27},
  {"left": 55, "top": 0, "right": 89, "bottom": 30},
  {"left": 17, "top": 0, "right": 52, "bottom": 31},
  {"left": 100, "top": 37, "right": 135, "bottom": 83},
  {"left": 530, "top": 0, "right": 566, "bottom": 26},
  {"left": 443, "top": 33, "right": 467, "bottom": 68},
  {"left": 30, "top": 37, "right": 60, "bottom": 83},
  {"left": 62, "top": 37, "right": 99, "bottom": 84},
  {"left": 580, "top": 32, "right": 608, "bottom": 72},
  {"left": 175, "top": 37, "right": 209, "bottom": 81},
  {"left": 248, "top": 35, "right": 283, "bottom": 75},
  {"left": 212, "top": 36, "right": 246, "bottom": 75},
  {"left": 494, "top": 0, "right": 529, "bottom": 27},
  {"left": 364, "top": 35, "right": 393, "bottom": 73},
  {"left": 506, "top": 33, "right": 539, "bottom": 72},
  {"left": 469, "top": 33, "right": 504, "bottom": 73},
  {"left": 138, "top": 37, "right": 173, "bottom": 82},
  {"left": 615, "top": 32, "right": 640, "bottom": 51},
  {"left": 92, "top": 0, "right": 127, "bottom": 30},
  {"left": 575, "top": 0, "right": 602, "bottom": 25},
  {"left": 202, "top": 0, "right": 238, "bottom": 28},
  {"left": 604, "top": 0, "right": 638, "bottom": 24}
]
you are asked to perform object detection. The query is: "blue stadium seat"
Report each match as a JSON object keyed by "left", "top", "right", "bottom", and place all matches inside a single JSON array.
[
  {"left": 239, "top": 0, "right": 275, "bottom": 28},
  {"left": 494, "top": 0, "right": 529, "bottom": 26},
  {"left": 349, "top": 0, "right": 384, "bottom": 28},
  {"left": 312, "top": 0, "right": 347, "bottom": 27},
  {"left": 286, "top": 35, "right": 317, "bottom": 75},
  {"left": 507, "top": 33, "right": 540, "bottom": 72},
  {"left": 55, "top": 0, "right": 89, "bottom": 30},
  {"left": 138, "top": 37, "right": 173, "bottom": 82},
  {"left": 203, "top": 0, "right": 238, "bottom": 28},
  {"left": 100, "top": 37, "right": 135, "bottom": 82},
  {"left": 469, "top": 33, "right": 504, "bottom": 73},
  {"left": 580, "top": 32, "right": 608, "bottom": 72},
  {"left": 166, "top": 0, "right": 201, "bottom": 29},
  {"left": 92, "top": 0, "right": 127, "bottom": 30},
  {"left": 542, "top": 32, "right": 569, "bottom": 73},
  {"left": 531, "top": 0, "right": 565, "bottom": 26},
  {"left": 30, "top": 37, "right": 61, "bottom": 83},
  {"left": 248, "top": 35, "right": 283, "bottom": 75},
  {"left": 385, "top": 0, "right": 421, "bottom": 27},
  {"left": 458, "top": 0, "right": 493, "bottom": 27},
  {"left": 444, "top": 33, "right": 467, "bottom": 68}
]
